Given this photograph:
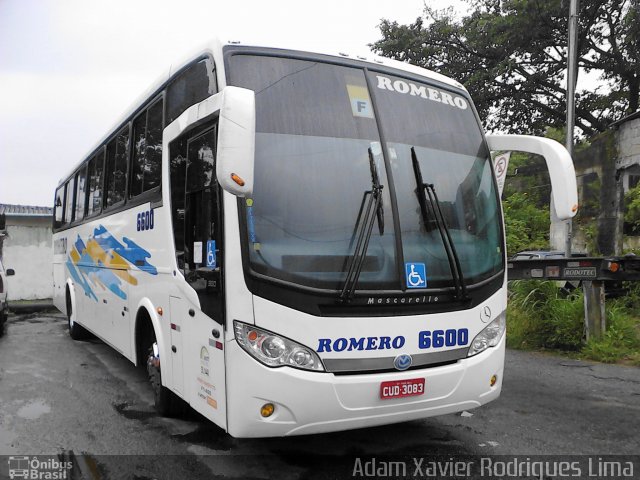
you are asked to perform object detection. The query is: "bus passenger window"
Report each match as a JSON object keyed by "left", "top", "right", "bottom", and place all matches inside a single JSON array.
[
  {"left": 87, "top": 150, "right": 105, "bottom": 216},
  {"left": 131, "top": 99, "right": 163, "bottom": 197},
  {"left": 74, "top": 166, "right": 87, "bottom": 221},
  {"left": 167, "top": 57, "right": 217, "bottom": 124},
  {"left": 64, "top": 177, "right": 75, "bottom": 224},
  {"left": 54, "top": 186, "right": 65, "bottom": 228},
  {"left": 106, "top": 127, "right": 129, "bottom": 207},
  {"left": 145, "top": 100, "right": 163, "bottom": 191}
]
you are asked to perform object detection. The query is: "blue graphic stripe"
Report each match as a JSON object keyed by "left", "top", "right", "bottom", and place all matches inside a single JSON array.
[
  {"left": 93, "top": 225, "right": 158, "bottom": 275},
  {"left": 66, "top": 258, "right": 98, "bottom": 302}
]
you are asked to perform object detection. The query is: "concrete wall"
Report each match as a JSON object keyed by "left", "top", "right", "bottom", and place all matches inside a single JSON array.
[
  {"left": 557, "top": 115, "right": 640, "bottom": 256},
  {"left": 2, "top": 216, "right": 53, "bottom": 300},
  {"left": 616, "top": 116, "right": 640, "bottom": 171}
]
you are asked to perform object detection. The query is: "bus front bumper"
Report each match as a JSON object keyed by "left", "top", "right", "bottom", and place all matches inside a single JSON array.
[{"left": 225, "top": 334, "right": 505, "bottom": 438}]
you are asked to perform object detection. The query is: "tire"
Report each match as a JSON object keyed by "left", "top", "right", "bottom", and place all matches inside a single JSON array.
[
  {"left": 66, "top": 290, "right": 89, "bottom": 340},
  {"left": 0, "top": 310, "right": 6, "bottom": 338},
  {"left": 146, "top": 338, "right": 181, "bottom": 416}
]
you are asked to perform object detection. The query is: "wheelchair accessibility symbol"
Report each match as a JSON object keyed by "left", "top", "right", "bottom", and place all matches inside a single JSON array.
[
  {"left": 405, "top": 262, "right": 427, "bottom": 289},
  {"left": 206, "top": 240, "right": 217, "bottom": 268}
]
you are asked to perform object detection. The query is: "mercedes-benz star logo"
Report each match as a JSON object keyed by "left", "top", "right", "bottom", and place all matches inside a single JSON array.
[
  {"left": 394, "top": 354, "right": 412, "bottom": 371},
  {"left": 480, "top": 305, "right": 492, "bottom": 323}
]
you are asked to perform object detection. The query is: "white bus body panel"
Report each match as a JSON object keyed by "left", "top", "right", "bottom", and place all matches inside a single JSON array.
[
  {"left": 226, "top": 337, "right": 504, "bottom": 437},
  {"left": 52, "top": 202, "right": 175, "bottom": 357},
  {"left": 224, "top": 286, "right": 506, "bottom": 437},
  {"left": 226, "top": 300, "right": 505, "bottom": 437}
]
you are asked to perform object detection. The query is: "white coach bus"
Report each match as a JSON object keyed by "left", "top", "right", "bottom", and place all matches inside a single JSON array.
[{"left": 52, "top": 39, "right": 578, "bottom": 437}]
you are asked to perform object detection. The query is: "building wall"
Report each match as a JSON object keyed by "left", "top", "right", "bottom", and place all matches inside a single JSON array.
[
  {"left": 2, "top": 216, "right": 53, "bottom": 300},
  {"left": 559, "top": 114, "right": 640, "bottom": 256},
  {"left": 616, "top": 116, "right": 640, "bottom": 172},
  {"left": 554, "top": 131, "right": 623, "bottom": 255}
]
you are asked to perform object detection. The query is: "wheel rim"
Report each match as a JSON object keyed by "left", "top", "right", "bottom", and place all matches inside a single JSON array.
[
  {"left": 147, "top": 341, "right": 162, "bottom": 397},
  {"left": 67, "top": 297, "right": 74, "bottom": 328}
]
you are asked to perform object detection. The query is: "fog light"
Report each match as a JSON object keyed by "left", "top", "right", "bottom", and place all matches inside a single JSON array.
[
  {"left": 490, "top": 374, "right": 498, "bottom": 387},
  {"left": 260, "top": 403, "right": 275, "bottom": 418}
]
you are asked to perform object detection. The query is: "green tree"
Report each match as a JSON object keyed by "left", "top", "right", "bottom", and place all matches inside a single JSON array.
[
  {"left": 502, "top": 191, "right": 550, "bottom": 256},
  {"left": 625, "top": 183, "right": 640, "bottom": 235},
  {"left": 371, "top": 0, "right": 639, "bottom": 137}
]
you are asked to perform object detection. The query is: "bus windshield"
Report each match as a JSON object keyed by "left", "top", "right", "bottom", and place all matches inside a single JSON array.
[{"left": 227, "top": 53, "right": 503, "bottom": 293}]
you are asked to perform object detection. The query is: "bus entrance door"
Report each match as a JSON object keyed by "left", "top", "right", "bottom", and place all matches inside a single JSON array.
[{"left": 172, "top": 124, "right": 227, "bottom": 429}]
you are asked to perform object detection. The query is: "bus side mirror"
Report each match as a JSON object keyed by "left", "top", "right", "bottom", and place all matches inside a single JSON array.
[
  {"left": 486, "top": 134, "right": 579, "bottom": 220},
  {"left": 216, "top": 86, "right": 255, "bottom": 198}
]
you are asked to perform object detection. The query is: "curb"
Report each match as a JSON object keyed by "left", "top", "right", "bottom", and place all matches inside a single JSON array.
[{"left": 9, "top": 300, "right": 56, "bottom": 314}]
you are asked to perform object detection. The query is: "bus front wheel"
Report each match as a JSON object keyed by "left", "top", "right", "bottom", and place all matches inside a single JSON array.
[{"left": 147, "top": 340, "right": 181, "bottom": 416}]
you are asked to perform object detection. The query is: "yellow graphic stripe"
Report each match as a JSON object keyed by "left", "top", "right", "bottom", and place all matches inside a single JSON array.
[
  {"left": 85, "top": 239, "right": 138, "bottom": 286},
  {"left": 70, "top": 247, "right": 81, "bottom": 264}
]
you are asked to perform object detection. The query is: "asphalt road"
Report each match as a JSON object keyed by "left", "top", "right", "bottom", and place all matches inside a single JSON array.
[{"left": 0, "top": 312, "right": 639, "bottom": 479}]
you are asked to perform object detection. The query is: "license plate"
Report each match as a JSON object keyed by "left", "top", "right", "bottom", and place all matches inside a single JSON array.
[{"left": 380, "top": 378, "right": 425, "bottom": 399}]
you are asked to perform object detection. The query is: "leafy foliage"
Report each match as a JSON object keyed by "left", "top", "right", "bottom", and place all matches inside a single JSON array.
[
  {"left": 502, "top": 192, "right": 550, "bottom": 256},
  {"left": 581, "top": 301, "right": 640, "bottom": 363},
  {"left": 507, "top": 280, "right": 583, "bottom": 350},
  {"left": 624, "top": 183, "right": 640, "bottom": 235},
  {"left": 371, "top": 0, "right": 640, "bottom": 137},
  {"left": 507, "top": 280, "right": 640, "bottom": 364},
  {"left": 499, "top": 147, "right": 553, "bottom": 256}
]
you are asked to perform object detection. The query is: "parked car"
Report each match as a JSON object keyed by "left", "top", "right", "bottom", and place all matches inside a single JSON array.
[{"left": 0, "top": 259, "right": 15, "bottom": 336}]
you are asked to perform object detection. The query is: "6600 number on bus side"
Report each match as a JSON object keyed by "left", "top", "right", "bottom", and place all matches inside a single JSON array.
[{"left": 136, "top": 209, "right": 154, "bottom": 231}]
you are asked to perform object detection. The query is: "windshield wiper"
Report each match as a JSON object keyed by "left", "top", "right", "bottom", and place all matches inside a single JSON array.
[
  {"left": 339, "top": 148, "right": 384, "bottom": 302},
  {"left": 411, "top": 147, "right": 469, "bottom": 301}
]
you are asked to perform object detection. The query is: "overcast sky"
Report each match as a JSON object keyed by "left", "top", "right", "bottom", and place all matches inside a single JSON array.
[{"left": 0, "top": 0, "right": 468, "bottom": 207}]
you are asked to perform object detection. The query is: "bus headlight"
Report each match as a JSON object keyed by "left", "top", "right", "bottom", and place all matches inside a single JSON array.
[
  {"left": 234, "top": 321, "right": 325, "bottom": 372},
  {"left": 467, "top": 312, "right": 506, "bottom": 357}
]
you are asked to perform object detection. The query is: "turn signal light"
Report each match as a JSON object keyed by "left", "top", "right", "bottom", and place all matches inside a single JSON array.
[
  {"left": 607, "top": 261, "right": 620, "bottom": 273},
  {"left": 490, "top": 375, "right": 498, "bottom": 387},
  {"left": 231, "top": 173, "right": 245, "bottom": 187}
]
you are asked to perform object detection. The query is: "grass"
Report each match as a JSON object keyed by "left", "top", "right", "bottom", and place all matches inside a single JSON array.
[{"left": 506, "top": 280, "right": 640, "bottom": 365}]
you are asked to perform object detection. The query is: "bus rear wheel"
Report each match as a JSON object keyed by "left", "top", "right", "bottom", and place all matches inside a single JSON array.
[{"left": 66, "top": 289, "right": 89, "bottom": 340}]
